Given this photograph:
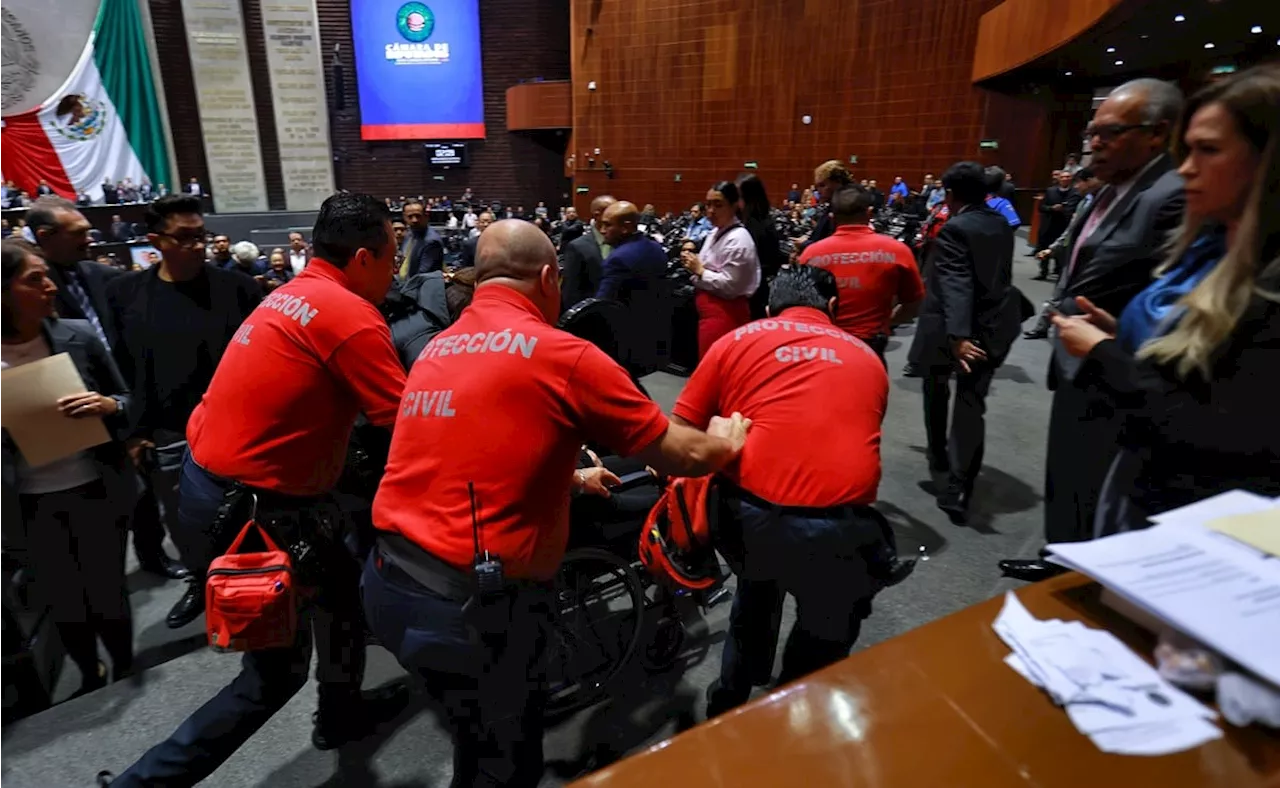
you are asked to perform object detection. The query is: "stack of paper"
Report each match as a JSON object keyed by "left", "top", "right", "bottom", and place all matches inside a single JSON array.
[
  {"left": 994, "top": 591, "right": 1222, "bottom": 755},
  {"left": 1046, "top": 491, "right": 1280, "bottom": 688}
]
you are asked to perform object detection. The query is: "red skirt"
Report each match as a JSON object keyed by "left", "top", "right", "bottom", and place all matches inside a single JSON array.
[{"left": 695, "top": 290, "right": 752, "bottom": 359}]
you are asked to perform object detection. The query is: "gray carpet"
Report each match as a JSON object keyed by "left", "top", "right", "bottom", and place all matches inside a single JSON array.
[{"left": 1, "top": 235, "right": 1056, "bottom": 787}]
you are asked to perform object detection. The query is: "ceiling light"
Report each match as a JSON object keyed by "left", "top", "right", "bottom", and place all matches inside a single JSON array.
[
  {"left": 1064, "top": 71, "right": 1073, "bottom": 76},
  {"left": 1140, "top": 34, "right": 1149, "bottom": 40},
  {"left": 1174, "top": 14, "right": 1186, "bottom": 23},
  {"left": 1115, "top": 60, "right": 1124, "bottom": 66},
  {"left": 1251, "top": 25, "right": 1262, "bottom": 34},
  {"left": 1204, "top": 42, "right": 1215, "bottom": 49},
  {"left": 1106, "top": 46, "right": 1116, "bottom": 53}
]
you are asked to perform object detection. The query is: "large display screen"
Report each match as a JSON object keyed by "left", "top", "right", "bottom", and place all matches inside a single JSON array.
[
  {"left": 425, "top": 142, "right": 468, "bottom": 168},
  {"left": 351, "top": 0, "right": 485, "bottom": 141}
]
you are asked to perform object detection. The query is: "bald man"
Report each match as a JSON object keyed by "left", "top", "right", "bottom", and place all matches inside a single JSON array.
[
  {"left": 595, "top": 201, "right": 671, "bottom": 376},
  {"left": 367, "top": 219, "right": 749, "bottom": 785},
  {"left": 560, "top": 194, "right": 615, "bottom": 311}
]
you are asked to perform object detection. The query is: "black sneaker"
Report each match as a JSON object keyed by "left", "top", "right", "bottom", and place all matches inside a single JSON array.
[{"left": 95, "top": 771, "right": 114, "bottom": 786}]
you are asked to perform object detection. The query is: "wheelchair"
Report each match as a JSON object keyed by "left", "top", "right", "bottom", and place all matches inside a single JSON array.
[{"left": 542, "top": 298, "right": 729, "bottom": 715}]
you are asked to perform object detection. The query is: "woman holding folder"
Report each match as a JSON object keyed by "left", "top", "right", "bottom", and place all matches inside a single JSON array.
[
  {"left": 1, "top": 239, "right": 136, "bottom": 697},
  {"left": 1051, "top": 64, "right": 1280, "bottom": 534}
]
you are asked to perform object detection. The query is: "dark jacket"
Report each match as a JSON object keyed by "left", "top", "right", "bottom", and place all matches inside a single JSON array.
[
  {"left": 45, "top": 259, "right": 125, "bottom": 348},
  {"left": 458, "top": 235, "right": 478, "bottom": 269},
  {"left": 381, "top": 271, "right": 452, "bottom": 370},
  {"left": 559, "top": 219, "right": 585, "bottom": 250},
  {"left": 742, "top": 214, "right": 785, "bottom": 319},
  {"left": 401, "top": 227, "right": 446, "bottom": 277},
  {"left": 104, "top": 264, "right": 261, "bottom": 436},
  {"left": 595, "top": 234, "right": 671, "bottom": 374},
  {"left": 560, "top": 231, "right": 605, "bottom": 312},
  {"left": 1037, "top": 185, "right": 1080, "bottom": 247},
  {"left": 910, "top": 204, "right": 1022, "bottom": 368},
  {"left": 1079, "top": 285, "right": 1280, "bottom": 519},
  {"left": 1051, "top": 154, "right": 1184, "bottom": 385},
  {"left": 2, "top": 319, "right": 137, "bottom": 537}
]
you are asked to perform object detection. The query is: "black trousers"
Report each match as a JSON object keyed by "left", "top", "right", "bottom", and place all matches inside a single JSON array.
[
  {"left": 862, "top": 334, "right": 888, "bottom": 368},
  {"left": 922, "top": 366, "right": 996, "bottom": 493},
  {"left": 18, "top": 480, "right": 133, "bottom": 679},
  {"left": 1044, "top": 381, "right": 1122, "bottom": 544}
]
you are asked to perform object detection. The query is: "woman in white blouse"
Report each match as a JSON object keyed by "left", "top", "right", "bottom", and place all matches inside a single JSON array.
[{"left": 680, "top": 180, "right": 761, "bottom": 358}]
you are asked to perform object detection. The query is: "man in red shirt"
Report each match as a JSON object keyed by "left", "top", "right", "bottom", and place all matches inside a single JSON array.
[
  {"left": 672, "top": 265, "right": 913, "bottom": 718},
  {"left": 798, "top": 185, "right": 924, "bottom": 364},
  {"left": 364, "top": 219, "right": 749, "bottom": 787},
  {"left": 104, "top": 193, "right": 408, "bottom": 787}
]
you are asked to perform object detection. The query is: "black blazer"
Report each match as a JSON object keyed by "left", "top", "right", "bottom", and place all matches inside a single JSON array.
[
  {"left": 1078, "top": 287, "right": 1280, "bottom": 517},
  {"left": 2, "top": 319, "right": 137, "bottom": 535},
  {"left": 1051, "top": 154, "right": 1184, "bottom": 385},
  {"left": 458, "top": 235, "right": 478, "bottom": 269},
  {"left": 46, "top": 260, "right": 125, "bottom": 347},
  {"left": 105, "top": 264, "right": 262, "bottom": 435},
  {"left": 560, "top": 232, "right": 604, "bottom": 312},
  {"left": 910, "top": 204, "right": 1022, "bottom": 368}
]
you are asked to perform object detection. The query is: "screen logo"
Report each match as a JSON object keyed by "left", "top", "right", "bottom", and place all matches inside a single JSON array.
[
  {"left": 396, "top": 2, "right": 435, "bottom": 42},
  {"left": 387, "top": 1, "right": 449, "bottom": 64}
]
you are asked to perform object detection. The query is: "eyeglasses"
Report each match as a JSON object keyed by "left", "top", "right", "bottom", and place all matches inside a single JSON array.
[
  {"left": 1083, "top": 123, "right": 1158, "bottom": 143},
  {"left": 155, "top": 232, "right": 206, "bottom": 249}
]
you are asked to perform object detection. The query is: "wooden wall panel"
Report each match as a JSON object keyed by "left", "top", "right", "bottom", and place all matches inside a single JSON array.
[
  {"left": 971, "top": 0, "right": 1125, "bottom": 83},
  {"left": 571, "top": 0, "right": 1005, "bottom": 214},
  {"left": 507, "top": 82, "right": 571, "bottom": 130}
]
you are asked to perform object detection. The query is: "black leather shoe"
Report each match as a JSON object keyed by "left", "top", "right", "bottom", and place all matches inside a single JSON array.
[
  {"left": 165, "top": 580, "right": 205, "bottom": 629},
  {"left": 998, "top": 558, "right": 1068, "bottom": 582},
  {"left": 901, "top": 363, "right": 922, "bottom": 378},
  {"left": 1023, "top": 328, "right": 1048, "bottom": 340},
  {"left": 884, "top": 558, "right": 916, "bottom": 588},
  {"left": 139, "top": 553, "right": 190, "bottom": 580},
  {"left": 312, "top": 683, "right": 413, "bottom": 751},
  {"left": 936, "top": 485, "right": 968, "bottom": 525},
  {"left": 96, "top": 771, "right": 115, "bottom": 786}
]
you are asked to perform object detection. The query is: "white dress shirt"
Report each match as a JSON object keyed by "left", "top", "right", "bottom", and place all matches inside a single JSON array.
[
  {"left": 289, "top": 250, "right": 308, "bottom": 276},
  {"left": 693, "top": 223, "right": 760, "bottom": 299}
]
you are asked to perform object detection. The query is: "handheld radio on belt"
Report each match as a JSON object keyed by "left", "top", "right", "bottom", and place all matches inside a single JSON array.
[{"left": 469, "top": 481, "right": 505, "bottom": 598}]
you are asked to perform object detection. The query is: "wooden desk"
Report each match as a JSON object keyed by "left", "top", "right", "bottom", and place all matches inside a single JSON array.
[{"left": 573, "top": 574, "right": 1280, "bottom": 788}]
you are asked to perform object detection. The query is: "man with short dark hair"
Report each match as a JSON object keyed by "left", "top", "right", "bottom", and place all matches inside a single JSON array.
[
  {"left": 911, "top": 162, "right": 1024, "bottom": 525},
  {"left": 458, "top": 210, "right": 493, "bottom": 268},
  {"left": 101, "top": 193, "right": 409, "bottom": 786},
  {"left": 209, "top": 234, "right": 233, "bottom": 268},
  {"left": 558, "top": 205, "right": 584, "bottom": 249},
  {"left": 674, "top": 265, "right": 910, "bottom": 718},
  {"left": 1035, "top": 170, "right": 1080, "bottom": 256},
  {"left": 398, "top": 200, "right": 445, "bottom": 277},
  {"left": 287, "top": 231, "right": 309, "bottom": 276},
  {"left": 29, "top": 197, "right": 122, "bottom": 352},
  {"left": 106, "top": 194, "right": 262, "bottom": 602},
  {"left": 684, "top": 202, "right": 713, "bottom": 243},
  {"left": 798, "top": 185, "right": 924, "bottom": 363}
]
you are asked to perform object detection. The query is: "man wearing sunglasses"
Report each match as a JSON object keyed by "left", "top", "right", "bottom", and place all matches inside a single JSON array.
[
  {"left": 105, "top": 194, "right": 263, "bottom": 616},
  {"left": 1000, "top": 78, "right": 1185, "bottom": 581}
]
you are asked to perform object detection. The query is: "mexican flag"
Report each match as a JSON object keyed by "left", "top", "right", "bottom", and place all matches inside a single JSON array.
[{"left": 1, "top": 0, "right": 171, "bottom": 201}]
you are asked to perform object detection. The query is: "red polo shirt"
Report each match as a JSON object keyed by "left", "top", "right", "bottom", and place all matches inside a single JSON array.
[
  {"left": 188, "top": 259, "right": 405, "bottom": 496},
  {"left": 798, "top": 224, "right": 924, "bottom": 339},
  {"left": 673, "top": 307, "right": 887, "bottom": 507},
  {"left": 373, "top": 285, "right": 669, "bottom": 581}
]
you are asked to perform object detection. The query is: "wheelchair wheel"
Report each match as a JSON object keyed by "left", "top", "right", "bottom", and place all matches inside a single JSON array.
[
  {"left": 544, "top": 548, "right": 645, "bottom": 716},
  {"left": 640, "top": 614, "right": 684, "bottom": 673}
]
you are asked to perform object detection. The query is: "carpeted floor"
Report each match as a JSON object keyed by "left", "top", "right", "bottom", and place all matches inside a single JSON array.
[{"left": 1, "top": 234, "right": 1058, "bottom": 788}]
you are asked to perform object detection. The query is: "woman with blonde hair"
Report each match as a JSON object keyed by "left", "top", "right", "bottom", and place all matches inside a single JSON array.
[{"left": 1054, "top": 63, "right": 1280, "bottom": 532}]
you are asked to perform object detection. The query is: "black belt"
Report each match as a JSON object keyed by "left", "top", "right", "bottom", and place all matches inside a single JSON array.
[
  {"left": 375, "top": 533, "right": 475, "bottom": 602},
  {"left": 720, "top": 479, "right": 878, "bottom": 522}
]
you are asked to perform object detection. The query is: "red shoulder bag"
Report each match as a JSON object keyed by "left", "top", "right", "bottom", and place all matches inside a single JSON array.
[{"left": 206, "top": 519, "right": 297, "bottom": 652}]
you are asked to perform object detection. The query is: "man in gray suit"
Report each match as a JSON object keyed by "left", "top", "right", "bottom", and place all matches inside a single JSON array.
[
  {"left": 559, "top": 194, "right": 615, "bottom": 312},
  {"left": 1000, "top": 78, "right": 1185, "bottom": 581}
]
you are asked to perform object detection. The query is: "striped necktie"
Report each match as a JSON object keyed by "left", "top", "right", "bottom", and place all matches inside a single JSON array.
[{"left": 63, "top": 269, "right": 111, "bottom": 350}]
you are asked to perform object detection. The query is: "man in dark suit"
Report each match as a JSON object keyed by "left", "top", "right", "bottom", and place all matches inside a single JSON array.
[
  {"left": 558, "top": 206, "right": 585, "bottom": 250},
  {"left": 398, "top": 199, "right": 445, "bottom": 277},
  {"left": 457, "top": 210, "right": 492, "bottom": 269},
  {"left": 36, "top": 179, "right": 54, "bottom": 196},
  {"left": 910, "top": 162, "right": 1024, "bottom": 525},
  {"left": 596, "top": 200, "right": 672, "bottom": 377},
  {"left": 106, "top": 194, "right": 263, "bottom": 623},
  {"left": 1034, "top": 170, "right": 1080, "bottom": 255},
  {"left": 111, "top": 214, "right": 134, "bottom": 243},
  {"left": 29, "top": 197, "right": 123, "bottom": 353},
  {"left": 560, "top": 194, "right": 615, "bottom": 311},
  {"left": 1001, "top": 78, "right": 1185, "bottom": 581}
]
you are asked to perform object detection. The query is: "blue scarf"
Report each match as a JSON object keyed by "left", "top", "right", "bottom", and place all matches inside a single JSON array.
[{"left": 1117, "top": 226, "right": 1225, "bottom": 353}]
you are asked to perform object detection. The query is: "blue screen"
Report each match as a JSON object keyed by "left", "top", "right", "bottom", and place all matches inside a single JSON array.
[{"left": 351, "top": 0, "right": 485, "bottom": 140}]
